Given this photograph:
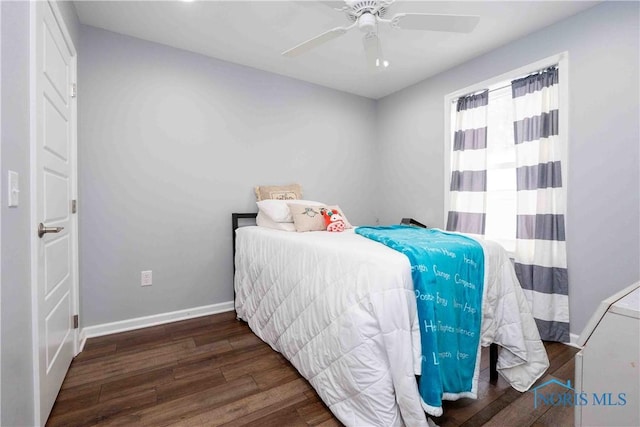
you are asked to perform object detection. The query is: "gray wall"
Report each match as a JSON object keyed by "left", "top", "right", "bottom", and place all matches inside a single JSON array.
[
  {"left": 78, "top": 25, "right": 378, "bottom": 327},
  {"left": 2, "top": 1, "right": 638, "bottom": 423},
  {"left": 375, "top": 1, "right": 640, "bottom": 336},
  {"left": 57, "top": 0, "right": 81, "bottom": 48},
  {"left": 1, "top": 3, "right": 34, "bottom": 425},
  {"left": 1, "top": 1, "right": 80, "bottom": 424}
]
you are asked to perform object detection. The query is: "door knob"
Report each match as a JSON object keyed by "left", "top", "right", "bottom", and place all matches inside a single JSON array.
[{"left": 38, "top": 223, "right": 64, "bottom": 238}]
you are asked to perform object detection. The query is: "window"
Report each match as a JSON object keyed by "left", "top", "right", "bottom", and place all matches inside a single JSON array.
[
  {"left": 485, "top": 84, "right": 517, "bottom": 252},
  {"left": 444, "top": 54, "right": 568, "bottom": 255}
]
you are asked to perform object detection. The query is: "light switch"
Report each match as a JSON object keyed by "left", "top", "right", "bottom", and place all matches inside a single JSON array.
[{"left": 8, "top": 170, "right": 19, "bottom": 207}]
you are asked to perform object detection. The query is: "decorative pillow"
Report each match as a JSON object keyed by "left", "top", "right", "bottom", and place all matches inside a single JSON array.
[
  {"left": 288, "top": 203, "right": 327, "bottom": 232},
  {"left": 255, "top": 211, "right": 296, "bottom": 232},
  {"left": 257, "top": 199, "right": 325, "bottom": 223},
  {"left": 254, "top": 184, "right": 303, "bottom": 201},
  {"left": 289, "top": 204, "right": 352, "bottom": 232},
  {"left": 324, "top": 205, "right": 352, "bottom": 229},
  {"left": 322, "top": 208, "right": 346, "bottom": 232}
]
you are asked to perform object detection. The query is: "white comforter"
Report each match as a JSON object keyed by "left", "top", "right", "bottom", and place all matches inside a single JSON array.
[{"left": 234, "top": 227, "right": 548, "bottom": 426}]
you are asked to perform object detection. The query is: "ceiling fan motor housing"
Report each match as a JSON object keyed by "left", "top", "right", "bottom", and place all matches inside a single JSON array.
[
  {"left": 344, "top": 0, "right": 390, "bottom": 21},
  {"left": 358, "top": 13, "right": 376, "bottom": 33}
]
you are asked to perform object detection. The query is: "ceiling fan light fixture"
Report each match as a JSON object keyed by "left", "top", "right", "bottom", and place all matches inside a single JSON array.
[
  {"left": 375, "top": 33, "right": 388, "bottom": 69},
  {"left": 375, "top": 57, "right": 389, "bottom": 68}
]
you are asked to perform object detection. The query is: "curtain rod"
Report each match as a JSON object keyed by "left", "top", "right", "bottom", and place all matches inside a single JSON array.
[{"left": 454, "top": 64, "right": 558, "bottom": 102}]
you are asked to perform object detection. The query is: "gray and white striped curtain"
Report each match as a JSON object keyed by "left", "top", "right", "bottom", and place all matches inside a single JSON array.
[
  {"left": 446, "top": 91, "right": 488, "bottom": 236},
  {"left": 511, "top": 67, "right": 569, "bottom": 342}
]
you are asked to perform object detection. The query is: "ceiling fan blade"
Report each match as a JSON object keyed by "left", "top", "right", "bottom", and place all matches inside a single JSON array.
[
  {"left": 317, "top": 1, "right": 348, "bottom": 11},
  {"left": 282, "top": 25, "right": 351, "bottom": 57},
  {"left": 295, "top": 1, "right": 348, "bottom": 14},
  {"left": 391, "top": 13, "right": 480, "bottom": 33}
]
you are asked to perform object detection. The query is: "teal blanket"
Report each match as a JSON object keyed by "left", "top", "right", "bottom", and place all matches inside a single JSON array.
[{"left": 355, "top": 225, "right": 484, "bottom": 415}]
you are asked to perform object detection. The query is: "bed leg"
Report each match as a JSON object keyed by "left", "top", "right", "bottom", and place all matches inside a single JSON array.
[{"left": 489, "top": 343, "right": 498, "bottom": 382}]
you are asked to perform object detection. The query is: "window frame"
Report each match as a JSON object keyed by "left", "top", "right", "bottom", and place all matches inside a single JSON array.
[{"left": 443, "top": 53, "right": 569, "bottom": 252}]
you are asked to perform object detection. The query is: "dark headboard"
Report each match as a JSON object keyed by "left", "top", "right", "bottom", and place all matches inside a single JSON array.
[{"left": 232, "top": 213, "right": 257, "bottom": 269}]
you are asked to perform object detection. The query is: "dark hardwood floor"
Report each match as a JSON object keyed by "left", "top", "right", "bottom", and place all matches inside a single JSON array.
[{"left": 47, "top": 312, "right": 579, "bottom": 427}]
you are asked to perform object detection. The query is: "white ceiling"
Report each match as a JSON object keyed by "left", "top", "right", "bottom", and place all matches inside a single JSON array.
[{"left": 74, "top": 0, "right": 599, "bottom": 99}]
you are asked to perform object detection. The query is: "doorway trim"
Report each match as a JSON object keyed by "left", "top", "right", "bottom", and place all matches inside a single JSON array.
[{"left": 0, "top": 2, "right": 3, "bottom": 422}]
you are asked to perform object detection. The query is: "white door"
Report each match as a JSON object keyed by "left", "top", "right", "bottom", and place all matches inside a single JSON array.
[{"left": 32, "top": 1, "right": 78, "bottom": 424}]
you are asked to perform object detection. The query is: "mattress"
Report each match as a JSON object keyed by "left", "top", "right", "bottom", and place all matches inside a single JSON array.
[{"left": 234, "top": 226, "right": 548, "bottom": 426}]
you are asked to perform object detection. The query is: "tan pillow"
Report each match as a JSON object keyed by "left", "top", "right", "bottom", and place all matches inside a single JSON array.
[
  {"left": 289, "top": 204, "right": 353, "bottom": 232},
  {"left": 254, "top": 184, "right": 303, "bottom": 201},
  {"left": 288, "top": 203, "right": 327, "bottom": 232}
]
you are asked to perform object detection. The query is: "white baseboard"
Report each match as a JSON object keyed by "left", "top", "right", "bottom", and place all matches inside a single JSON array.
[
  {"left": 565, "top": 332, "right": 583, "bottom": 349},
  {"left": 79, "top": 301, "right": 235, "bottom": 350}
]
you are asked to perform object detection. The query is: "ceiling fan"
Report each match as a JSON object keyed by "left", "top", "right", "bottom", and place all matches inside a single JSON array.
[{"left": 282, "top": 0, "right": 480, "bottom": 70}]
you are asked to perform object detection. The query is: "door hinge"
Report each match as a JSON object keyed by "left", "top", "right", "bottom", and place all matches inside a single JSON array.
[
  {"left": 71, "top": 199, "right": 77, "bottom": 214},
  {"left": 73, "top": 314, "right": 79, "bottom": 329},
  {"left": 71, "top": 83, "right": 77, "bottom": 98}
]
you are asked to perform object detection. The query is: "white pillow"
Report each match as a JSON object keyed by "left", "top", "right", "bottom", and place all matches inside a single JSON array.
[
  {"left": 256, "top": 211, "right": 297, "bottom": 232},
  {"left": 256, "top": 199, "right": 325, "bottom": 223}
]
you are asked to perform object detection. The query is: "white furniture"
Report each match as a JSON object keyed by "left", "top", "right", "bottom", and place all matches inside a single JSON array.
[{"left": 575, "top": 282, "right": 640, "bottom": 427}]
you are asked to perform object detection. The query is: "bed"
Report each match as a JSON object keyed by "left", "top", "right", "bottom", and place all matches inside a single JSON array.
[{"left": 233, "top": 214, "right": 549, "bottom": 427}]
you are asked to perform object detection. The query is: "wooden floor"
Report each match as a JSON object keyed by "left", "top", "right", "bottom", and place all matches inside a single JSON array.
[{"left": 47, "top": 312, "right": 579, "bottom": 427}]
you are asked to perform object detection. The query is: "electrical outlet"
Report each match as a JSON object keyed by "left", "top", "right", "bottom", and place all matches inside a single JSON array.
[{"left": 141, "top": 270, "right": 152, "bottom": 286}]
